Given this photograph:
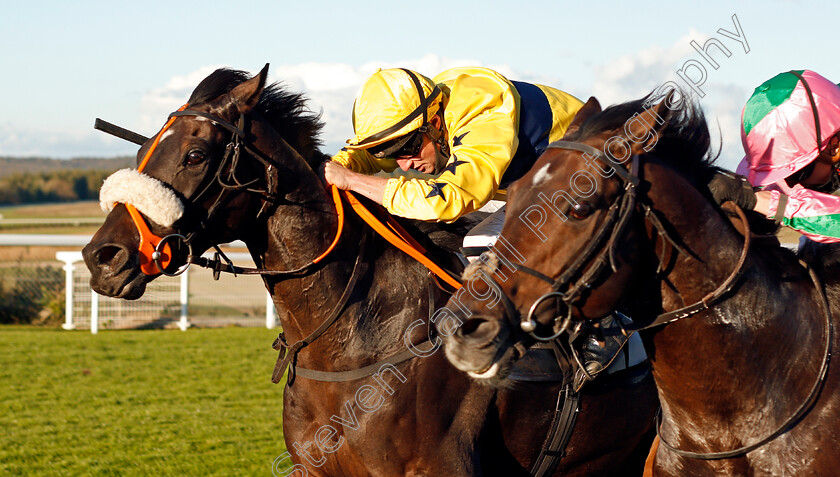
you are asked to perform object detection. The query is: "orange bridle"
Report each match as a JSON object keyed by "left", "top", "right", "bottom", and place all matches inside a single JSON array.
[
  {"left": 123, "top": 104, "right": 188, "bottom": 275},
  {"left": 119, "top": 103, "right": 460, "bottom": 289}
]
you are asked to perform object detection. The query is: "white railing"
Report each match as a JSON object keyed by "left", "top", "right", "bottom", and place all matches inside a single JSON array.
[{"left": 52, "top": 246, "right": 277, "bottom": 334}]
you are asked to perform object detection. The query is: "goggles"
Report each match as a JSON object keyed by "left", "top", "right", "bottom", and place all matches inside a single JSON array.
[
  {"left": 786, "top": 161, "right": 817, "bottom": 186},
  {"left": 367, "top": 128, "right": 425, "bottom": 158}
]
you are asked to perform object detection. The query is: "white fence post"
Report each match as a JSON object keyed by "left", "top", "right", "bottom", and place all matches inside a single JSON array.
[
  {"left": 266, "top": 292, "right": 275, "bottom": 329},
  {"left": 179, "top": 271, "right": 190, "bottom": 331},
  {"left": 48, "top": 242, "right": 263, "bottom": 332},
  {"left": 90, "top": 288, "right": 99, "bottom": 334},
  {"left": 56, "top": 252, "right": 78, "bottom": 330}
]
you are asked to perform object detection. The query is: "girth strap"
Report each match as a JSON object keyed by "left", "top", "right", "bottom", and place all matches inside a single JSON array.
[
  {"left": 530, "top": 383, "right": 581, "bottom": 477},
  {"left": 292, "top": 343, "right": 429, "bottom": 382}
]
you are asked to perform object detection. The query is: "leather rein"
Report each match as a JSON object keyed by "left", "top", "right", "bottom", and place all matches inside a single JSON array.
[
  {"left": 488, "top": 140, "right": 752, "bottom": 341},
  {"left": 109, "top": 106, "right": 460, "bottom": 385},
  {"left": 486, "top": 139, "right": 833, "bottom": 460}
]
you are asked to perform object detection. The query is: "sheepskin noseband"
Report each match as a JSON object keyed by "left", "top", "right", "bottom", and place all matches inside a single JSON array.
[{"left": 100, "top": 168, "right": 184, "bottom": 227}]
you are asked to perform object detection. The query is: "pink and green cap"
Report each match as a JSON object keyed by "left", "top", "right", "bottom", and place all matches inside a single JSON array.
[{"left": 737, "top": 70, "right": 840, "bottom": 186}]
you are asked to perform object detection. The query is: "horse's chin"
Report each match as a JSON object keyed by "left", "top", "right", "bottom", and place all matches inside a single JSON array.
[
  {"left": 466, "top": 345, "right": 520, "bottom": 386},
  {"left": 89, "top": 269, "right": 150, "bottom": 300},
  {"left": 443, "top": 334, "right": 518, "bottom": 386}
]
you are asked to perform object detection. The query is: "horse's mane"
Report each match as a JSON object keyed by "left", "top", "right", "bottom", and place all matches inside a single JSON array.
[
  {"left": 569, "top": 92, "right": 719, "bottom": 187},
  {"left": 188, "top": 68, "right": 325, "bottom": 162},
  {"left": 570, "top": 91, "right": 798, "bottom": 263}
]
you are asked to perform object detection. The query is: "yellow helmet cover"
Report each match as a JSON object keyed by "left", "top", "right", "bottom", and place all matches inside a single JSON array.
[{"left": 347, "top": 68, "right": 443, "bottom": 149}]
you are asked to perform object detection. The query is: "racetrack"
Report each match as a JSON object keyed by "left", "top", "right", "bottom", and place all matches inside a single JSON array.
[{"left": 0, "top": 326, "right": 287, "bottom": 476}]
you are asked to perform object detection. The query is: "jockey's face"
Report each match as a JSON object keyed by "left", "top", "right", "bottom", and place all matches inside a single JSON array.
[
  {"left": 799, "top": 134, "right": 840, "bottom": 187},
  {"left": 395, "top": 114, "right": 444, "bottom": 175},
  {"left": 395, "top": 134, "right": 437, "bottom": 174},
  {"left": 800, "top": 161, "right": 834, "bottom": 188}
]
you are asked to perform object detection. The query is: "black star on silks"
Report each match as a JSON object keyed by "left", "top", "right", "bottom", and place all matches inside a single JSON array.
[
  {"left": 452, "top": 131, "right": 470, "bottom": 147},
  {"left": 425, "top": 181, "right": 447, "bottom": 199},
  {"left": 443, "top": 156, "right": 467, "bottom": 175}
]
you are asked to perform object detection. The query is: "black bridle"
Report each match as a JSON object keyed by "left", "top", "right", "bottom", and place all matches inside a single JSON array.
[
  {"left": 96, "top": 108, "right": 433, "bottom": 385},
  {"left": 140, "top": 107, "right": 352, "bottom": 279},
  {"left": 480, "top": 138, "right": 834, "bottom": 460},
  {"left": 485, "top": 139, "right": 734, "bottom": 343}
]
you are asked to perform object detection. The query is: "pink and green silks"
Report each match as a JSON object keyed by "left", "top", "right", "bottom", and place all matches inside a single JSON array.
[{"left": 737, "top": 70, "right": 840, "bottom": 242}]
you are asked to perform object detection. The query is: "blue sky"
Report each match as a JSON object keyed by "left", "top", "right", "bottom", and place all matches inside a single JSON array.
[{"left": 1, "top": 0, "right": 837, "bottom": 171}]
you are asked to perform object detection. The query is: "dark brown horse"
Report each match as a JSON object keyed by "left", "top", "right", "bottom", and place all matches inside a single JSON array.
[
  {"left": 443, "top": 91, "right": 840, "bottom": 476},
  {"left": 82, "top": 65, "right": 657, "bottom": 476}
]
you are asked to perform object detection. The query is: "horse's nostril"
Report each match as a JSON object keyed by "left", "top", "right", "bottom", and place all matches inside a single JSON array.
[
  {"left": 92, "top": 244, "right": 130, "bottom": 270},
  {"left": 96, "top": 246, "right": 118, "bottom": 264},
  {"left": 460, "top": 317, "right": 485, "bottom": 336},
  {"left": 455, "top": 317, "right": 501, "bottom": 347}
]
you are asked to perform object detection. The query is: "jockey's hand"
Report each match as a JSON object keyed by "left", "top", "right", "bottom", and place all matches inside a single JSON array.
[
  {"left": 324, "top": 161, "right": 353, "bottom": 190},
  {"left": 706, "top": 171, "right": 757, "bottom": 211}
]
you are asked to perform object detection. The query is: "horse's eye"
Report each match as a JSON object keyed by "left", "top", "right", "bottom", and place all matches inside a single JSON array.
[
  {"left": 569, "top": 201, "right": 593, "bottom": 220},
  {"left": 186, "top": 150, "right": 206, "bottom": 165}
]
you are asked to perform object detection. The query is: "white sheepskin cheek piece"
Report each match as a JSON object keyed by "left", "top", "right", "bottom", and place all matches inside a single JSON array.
[{"left": 99, "top": 168, "right": 185, "bottom": 227}]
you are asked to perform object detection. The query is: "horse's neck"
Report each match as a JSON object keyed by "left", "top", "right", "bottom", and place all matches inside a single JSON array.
[
  {"left": 648, "top": 177, "right": 824, "bottom": 443},
  {"left": 256, "top": 193, "right": 439, "bottom": 369}
]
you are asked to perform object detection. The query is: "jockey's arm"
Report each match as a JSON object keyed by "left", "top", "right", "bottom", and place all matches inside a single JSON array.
[
  {"left": 753, "top": 190, "right": 772, "bottom": 216},
  {"left": 324, "top": 161, "right": 388, "bottom": 205}
]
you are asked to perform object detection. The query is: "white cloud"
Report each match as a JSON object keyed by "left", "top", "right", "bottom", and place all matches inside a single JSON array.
[
  {"left": 134, "top": 54, "right": 516, "bottom": 154},
  {"left": 587, "top": 30, "right": 749, "bottom": 171},
  {"left": 1, "top": 51, "right": 750, "bottom": 169},
  {"left": 137, "top": 65, "right": 226, "bottom": 133},
  {"left": 590, "top": 32, "right": 696, "bottom": 105}
]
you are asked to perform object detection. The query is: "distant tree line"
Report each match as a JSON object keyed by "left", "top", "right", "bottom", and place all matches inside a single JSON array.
[
  {"left": 0, "top": 156, "right": 134, "bottom": 205},
  {"left": 0, "top": 169, "right": 117, "bottom": 205},
  {"left": 0, "top": 156, "right": 134, "bottom": 178}
]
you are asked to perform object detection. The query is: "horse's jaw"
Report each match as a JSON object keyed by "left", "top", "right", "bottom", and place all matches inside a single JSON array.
[{"left": 82, "top": 243, "right": 152, "bottom": 300}]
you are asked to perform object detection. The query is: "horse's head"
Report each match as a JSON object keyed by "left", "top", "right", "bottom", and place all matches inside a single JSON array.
[
  {"left": 83, "top": 65, "right": 324, "bottom": 299},
  {"left": 443, "top": 91, "right": 716, "bottom": 381}
]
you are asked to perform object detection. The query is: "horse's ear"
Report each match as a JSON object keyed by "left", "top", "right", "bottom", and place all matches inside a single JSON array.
[
  {"left": 229, "top": 63, "right": 270, "bottom": 113},
  {"left": 624, "top": 97, "right": 669, "bottom": 154},
  {"left": 563, "top": 97, "right": 601, "bottom": 137}
]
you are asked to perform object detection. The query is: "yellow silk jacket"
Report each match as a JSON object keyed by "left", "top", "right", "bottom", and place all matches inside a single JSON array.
[{"left": 332, "top": 66, "right": 583, "bottom": 222}]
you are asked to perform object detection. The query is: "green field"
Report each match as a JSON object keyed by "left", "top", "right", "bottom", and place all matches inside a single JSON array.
[
  {"left": 0, "top": 327, "right": 289, "bottom": 476},
  {"left": 0, "top": 201, "right": 105, "bottom": 235}
]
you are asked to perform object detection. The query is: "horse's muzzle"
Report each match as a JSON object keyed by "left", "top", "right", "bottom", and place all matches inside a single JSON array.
[{"left": 82, "top": 240, "right": 148, "bottom": 299}]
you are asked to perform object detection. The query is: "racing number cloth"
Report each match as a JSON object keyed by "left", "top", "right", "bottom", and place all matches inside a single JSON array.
[{"left": 331, "top": 67, "right": 583, "bottom": 222}]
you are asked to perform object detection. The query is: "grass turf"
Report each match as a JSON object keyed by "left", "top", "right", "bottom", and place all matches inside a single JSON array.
[{"left": 0, "top": 326, "right": 288, "bottom": 476}]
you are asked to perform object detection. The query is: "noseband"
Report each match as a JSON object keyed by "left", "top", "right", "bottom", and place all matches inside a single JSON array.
[
  {"left": 486, "top": 139, "right": 752, "bottom": 342},
  {"left": 105, "top": 105, "right": 345, "bottom": 278}
]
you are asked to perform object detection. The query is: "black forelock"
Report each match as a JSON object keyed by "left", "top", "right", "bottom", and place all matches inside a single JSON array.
[{"left": 187, "top": 68, "right": 251, "bottom": 106}]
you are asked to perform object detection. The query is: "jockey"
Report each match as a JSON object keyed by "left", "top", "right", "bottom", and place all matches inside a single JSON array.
[
  {"left": 708, "top": 70, "right": 840, "bottom": 243},
  {"left": 324, "top": 66, "right": 583, "bottom": 256},
  {"left": 325, "top": 67, "right": 642, "bottom": 378}
]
